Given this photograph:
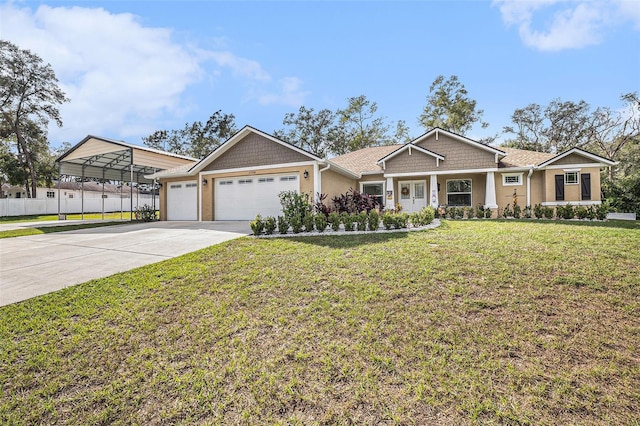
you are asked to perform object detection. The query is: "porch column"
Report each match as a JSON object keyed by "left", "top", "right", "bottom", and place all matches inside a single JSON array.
[
  {"left": 429, "top": 174, "right": 439, "bottom": 208},
  {"left": 485, "top": 171, "right": 498, "bottom": 209},
  {"left": 385, "top": 177, "right": 394, "bottom": 210}
]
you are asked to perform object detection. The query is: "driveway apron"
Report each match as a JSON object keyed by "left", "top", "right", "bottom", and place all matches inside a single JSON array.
[{"left": 0, "top": 221, "right": 249, "bottom": 306}]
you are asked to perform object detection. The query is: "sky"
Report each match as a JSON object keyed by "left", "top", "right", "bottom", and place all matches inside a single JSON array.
[{"left": 1, "top": 0, "right": 639, "bottom": 151}]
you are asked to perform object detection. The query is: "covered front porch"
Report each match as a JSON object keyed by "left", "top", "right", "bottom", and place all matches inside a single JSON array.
[{"left": 377, "top": 172, "right": 500, "bottom": 213}]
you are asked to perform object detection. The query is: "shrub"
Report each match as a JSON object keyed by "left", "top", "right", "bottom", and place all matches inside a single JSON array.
[
  {"left": 395, "top": 213, "right": 409, "bottom": 228},
  {"left": 410, "top": 207, "right": 435, "bottom": 227},
  {"left": 534, "top": 204, "right": 544, "bottom": 219},
  {"left": 382, "top": 212, "right": 395, "bottom": 230},
  {"left": 314, "top": 192, "right": 331, "bottom": 218},
  {"left": 303, "top": 214, "right": 315, "bottom": 232},
  {"left": 513, "top": 204, "right": 521, "bottom": 219},
  {"left": 447, "top": 207, "right": 457, "bottom": 219},
  {"left": 502, "top": 204, "right": 513, "bottom": 218},
  {"left": 559, "top": 204, "right": 575, "bottom": 220},
  {"left": 475, "top": 204, "right": 484, "bottom": 219},
  {"left": 356, "top": 212, "right": 367, "bottom": 231},
  {"left": 250, "top": 215, "right": 264, "bottom": 235},
  {"left": 277, "top": 216, "right": 289, "bottom": 234},
  {"left": 586, "top": 205, "right": 596, "bottom": 220},
  {"left": 134, "top": 204, "right": 157, "bottom": 222},
  {"left": 484, "top": 208, "right": 493, "bottom": 219},
  {"left": 523, "top": 205, "right": 532, "bottom": 219},
  {"left": 264, "top": 216, "right": 277, "bottom": 235},
  {"left": 595, "top": 201, "right": 610, "bottom": 220},
  {"left": 328, "top": 211, "right": 341, "bottom": 231},
  {"left": 575, "top": 206, "right": 588, "bottom": 220},
  {"left": 279, "top": 191, "right": 311, "bottom": 223},
  {"left": 290, "top": 215, "right": 303, "bottom": 233},
  {"left": 367, "top": 210, "right": 379, "bottom": 231},
  {"left": 466, "top": 206, "right": 475, "bottom": 219},
  {"left": 543, "top": 206, "right": 555, "bottom": 219},
  {"left": 332, "top": 188, "right": 382, "bottom": 214},
  {"left": 314, "top": 213, "right": 327, "bottom": 232},
  {"left": 341, "top": 212, "right": 356, "bottom": 231}
]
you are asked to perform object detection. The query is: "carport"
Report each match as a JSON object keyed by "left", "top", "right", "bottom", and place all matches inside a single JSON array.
[{"left": 56, "top": 135, "right": 196, "bottom": 219}]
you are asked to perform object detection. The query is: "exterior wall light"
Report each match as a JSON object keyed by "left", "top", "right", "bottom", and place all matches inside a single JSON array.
[{"left": 303, "top": 170, "right": 309, "bottom": 179}]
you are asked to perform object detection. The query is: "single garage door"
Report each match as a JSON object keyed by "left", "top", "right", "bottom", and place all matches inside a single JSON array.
[
  {"left": 214, "top": 173, "right": 299, "bottom": 220},
  {"left": 167, "top": 180, "right": 198, "bottom": 220}
]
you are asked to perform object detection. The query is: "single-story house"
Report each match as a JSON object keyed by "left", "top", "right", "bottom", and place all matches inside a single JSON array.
[{"left": 146, "top": 126, "right": 616, "bottom": 221}]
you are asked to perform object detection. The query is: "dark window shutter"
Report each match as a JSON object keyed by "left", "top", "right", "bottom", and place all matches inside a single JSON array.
[
  {"left": 555, "top": 175, "right": 564, "bottom": 201},
  {"left": 581, "top": 173, "right": 591, "bottom": 200}
]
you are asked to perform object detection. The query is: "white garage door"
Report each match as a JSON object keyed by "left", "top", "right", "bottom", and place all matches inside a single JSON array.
[
  {"left": 214, "top": 173, "right": 299, "bottom": 220},
  {"left": 167, "top": 181, "right": 197, "bottom": 220}
]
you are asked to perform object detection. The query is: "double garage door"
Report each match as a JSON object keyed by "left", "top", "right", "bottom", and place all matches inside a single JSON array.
[{"left": 214, "top": 173, "right": 299, "bottom": 220}]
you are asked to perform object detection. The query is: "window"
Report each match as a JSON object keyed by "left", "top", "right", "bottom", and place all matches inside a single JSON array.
[
  {"left": 446, "top": 179, "right": 472, "bottom": 206},
  {"left": 565, "top": 171, "right": 579, "bottom": 185},
  {"left": 46, "top": 191, "right": 55, "bottom": 198},
  {"left": 218, "top": 180, "right": 233, "bottom": 186},
  {"left": 185, "top": 183, "right": 197, "bottom": 188},
  {"left": 238, "top": 179, "right": 253, "bottom": 184},
  {"left": 362, "top": 183, "right": 384, "bottom": 206},
  {"left": 170, "top": 184, "right": 182, "bottom": 189},
  {"left": 258, "top": 177, "right": 274, "bottom": 183},
  {"left": 280, "top": 176, "right": 297, "bottom": 181},
  {"left": 68, "top": 194, "right": 74, "bottom": 199},
  {"left": 502, "top": 173, "right": 522, "bottom": 186}
]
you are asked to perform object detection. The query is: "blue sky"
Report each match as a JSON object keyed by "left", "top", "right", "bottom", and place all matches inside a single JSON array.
[{"left": 2, "top": 0, "right": 639, "bottom": 150}]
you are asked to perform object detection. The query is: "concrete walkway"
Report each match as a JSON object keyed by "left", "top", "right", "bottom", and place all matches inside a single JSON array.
[{"left": 0, "top": 221, "right": 249, "bottom": 307}]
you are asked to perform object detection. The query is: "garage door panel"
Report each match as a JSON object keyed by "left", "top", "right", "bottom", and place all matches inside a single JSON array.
[
  {"left": 167, "top": 181, "right": 197, "bottom": 220},
  {"left": 214, "top": 173, "right": 298, "bottom": 220}
]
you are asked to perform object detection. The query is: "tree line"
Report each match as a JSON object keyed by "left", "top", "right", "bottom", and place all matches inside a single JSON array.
[{"left": 1, "top": 40, "right": 638, "bottom": 213}]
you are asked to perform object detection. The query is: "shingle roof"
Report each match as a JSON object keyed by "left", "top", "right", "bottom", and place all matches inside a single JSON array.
[
  {"left": 496, "top": 147, "right": 555, "bottom": 168},
  {"left": 330, "top": 145, "right": 402, "bottom": 174}
]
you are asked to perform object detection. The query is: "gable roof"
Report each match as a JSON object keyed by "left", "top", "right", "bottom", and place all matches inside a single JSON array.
[
  {"left": 188, "top": 125, "right": 323, "bottom": 175},
  {"left": 537, "top": 147, "right": 617, "bottom": 167},
  {"left": 377, "top": 143, "right": 445, "bottom": 165},
  {"left": 415, "top": 127, "right": 506, "bottom": 156}
]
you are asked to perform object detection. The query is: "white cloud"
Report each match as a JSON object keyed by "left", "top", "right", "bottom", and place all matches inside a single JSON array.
[
  {"left": 0, "top": 2, "right": 295, "bottom": 145},
  {"left": 493, "top": 0, "right": 638, "bottom": 51},
  {"left": 257, "top": 77, "right": 310, "bottom": 107}
]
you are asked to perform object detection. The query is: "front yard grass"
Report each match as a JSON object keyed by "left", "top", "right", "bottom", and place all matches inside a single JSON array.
[{"left": 1, "top": 220, "right": 638, "bottom": 425}]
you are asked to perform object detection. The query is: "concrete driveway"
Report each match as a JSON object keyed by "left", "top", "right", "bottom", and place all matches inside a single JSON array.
[{"left": 0, "top": 221, "right": 250, "bottom": 307}]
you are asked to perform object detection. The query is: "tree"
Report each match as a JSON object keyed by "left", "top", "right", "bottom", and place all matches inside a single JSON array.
[
  {"left": 273, "top": 106, "right": 338, "bottom": 158},
  {"left": 501, "top": 104, "right": 546, "bottom": 151},
  {"left": 418, "top": 75, "right": 488, "bottom": 135},
  {"left": 142, "top": 110, "right": 237, "bottom": 159},
  {"left": 0, "top": 40, "right": 69, "bottom": 198},
  {"left": 334, "top": 95, "right": 394, "bottom": 155}
]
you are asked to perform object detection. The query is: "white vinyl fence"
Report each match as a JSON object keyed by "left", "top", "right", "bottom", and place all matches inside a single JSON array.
[{"left": 0, "top": 196, "right": 159, "bottom": 217}]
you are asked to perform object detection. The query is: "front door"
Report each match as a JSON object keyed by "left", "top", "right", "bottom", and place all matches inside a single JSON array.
[{"left": 398, "top": 180, "right": 427, "bottom": 212}]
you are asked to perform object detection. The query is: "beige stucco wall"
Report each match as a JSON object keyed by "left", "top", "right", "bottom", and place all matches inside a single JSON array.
[
  {"left": 158, "top": 176, "right": 200, "bottom": 221},
  {"left": 496, "top": 172, "right": 526, "bottom": 210},
  {"left": 202, "top": 133, "right": 311, "bottom": 171},
  {"left": 543, "top": 167, "right": 602, "bottom": 204},
  {"left": 321, "top": 169, "right": 356, "bottom": 202},
  {"left": 529, "top": 171, "right": 544, "bottom": 206},
  {"left": 415, "top": 133, "right": 496, "bottom": 171}
]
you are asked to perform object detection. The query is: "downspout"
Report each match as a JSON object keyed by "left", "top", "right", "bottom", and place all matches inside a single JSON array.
[
  {"left": 316, "top": 163, "right": 331, "bottom": 204},
  {"left": 526, "top": 166, "right": 534, "bottom": 208}
]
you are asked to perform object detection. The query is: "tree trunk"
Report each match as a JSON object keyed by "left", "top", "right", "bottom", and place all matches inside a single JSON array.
[{"left": 12, "top": 122, "right": 38, "bottom": 198}]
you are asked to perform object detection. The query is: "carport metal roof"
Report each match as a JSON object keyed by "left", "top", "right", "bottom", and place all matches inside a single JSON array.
[{"left": 57, "top": 135, "right": 197, "bottom": 184}]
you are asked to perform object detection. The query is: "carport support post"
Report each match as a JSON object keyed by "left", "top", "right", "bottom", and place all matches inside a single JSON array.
[
  {"left": 57, "top": 162, "right": 61, "bottom": 219},
  {"left": 101, "top": 168, "right": 105, "bottom": 220},
  {"left": 130, "top": 162, "right": 134, "bottom": 221},
  {"left": 120, "top": 171, "right": 124, "bottom": 220},
  {"left": 81, "top": 165, "right": 85, "bottom": 220}
]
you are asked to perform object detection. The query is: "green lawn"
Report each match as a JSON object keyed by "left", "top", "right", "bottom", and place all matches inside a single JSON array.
[
  {"left": 1, "top": 221, "right": 638, "bottom": 425},
  {"left": 0, "top": 221, "right": 131, "bottom": 239},
  {"left": 0, "top": 212, "right": 132, "bottom": 224}
]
